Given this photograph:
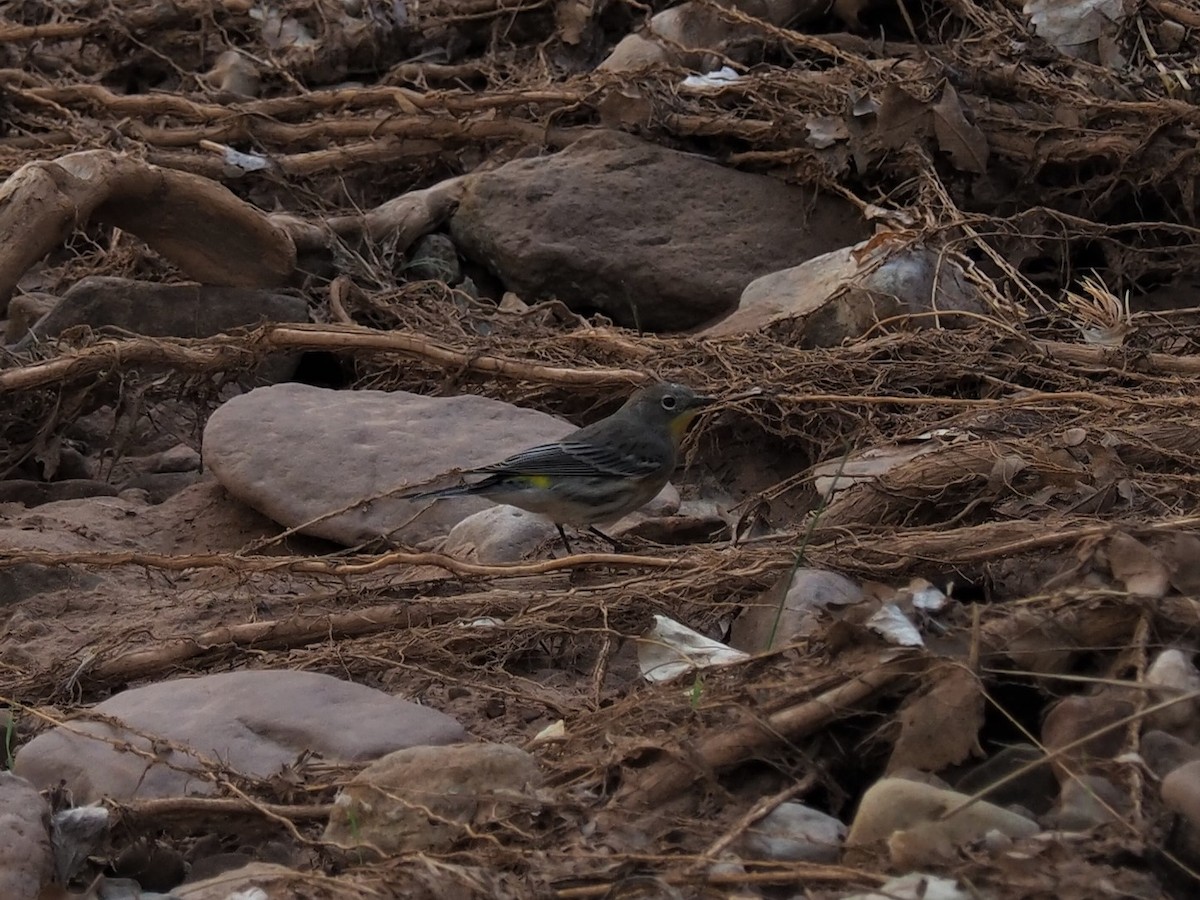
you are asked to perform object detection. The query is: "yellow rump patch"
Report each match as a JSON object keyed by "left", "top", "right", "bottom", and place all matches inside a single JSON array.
[{"left": 520, "top": 474, "right": 554, "bottom": 489}]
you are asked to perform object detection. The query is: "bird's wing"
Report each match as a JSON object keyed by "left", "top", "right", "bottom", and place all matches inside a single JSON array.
[{"left": 471, "top": 438, "right": 664, "bottom": 479}]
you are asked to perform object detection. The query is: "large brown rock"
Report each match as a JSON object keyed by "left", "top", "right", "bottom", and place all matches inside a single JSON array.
[
  {"left": 16, "top": 276, "right": 308, "bottom": 345},
  {"left": 598, "top": 0, "right": 827, "bottom": 71},
  {"left": 449, "top": 131, "right": 867, "bottom": 331},
  {"left": 202, "top": 383, "right": 574, "bottom": 546},
  {"left": 0, "top": 773, "right": 53, "bottom": 900},
  {"left": 13, "top": 670, "right": 467, "bottom": 803}
]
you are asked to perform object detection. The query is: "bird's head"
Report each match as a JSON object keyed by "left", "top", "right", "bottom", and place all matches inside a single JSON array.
[{"left": 624, "top": 382, "right": 716, "bottom": 442}]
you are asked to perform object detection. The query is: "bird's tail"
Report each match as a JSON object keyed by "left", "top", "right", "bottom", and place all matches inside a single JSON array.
[{"left": 396, "top": 483, "right": 475, "bottom": 502}]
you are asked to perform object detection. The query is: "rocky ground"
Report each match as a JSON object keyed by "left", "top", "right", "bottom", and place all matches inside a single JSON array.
[{"left": 4, "top": 0, "right": 1200, "bottom": 898}]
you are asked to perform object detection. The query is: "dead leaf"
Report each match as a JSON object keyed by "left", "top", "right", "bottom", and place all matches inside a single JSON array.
[
  {"left": 1096, "top": 33, "right": 1126, "bottom": 68},
  {"left": 875, "top": 84, "right": 930, "bottom": 152},
  {"left": 861, "top": 580, "right": 899, "bottom": 604},
  {"left": 851, "top": 93, "right": 880, "bottom": 117},
  {"left": 1160, "top": 533, "right": 1200, "bottom": 594},
  {"left": 811, "top": 441, "right": 937, "bottom": 497},
  {"left": 995, "top": 484, "right": 1061, "bottom": 517},
  {"left": 812, "top": 142, "right": 853, "bottom": 178},
  {"left": 888, "top": 822, "right": 957, "bottom": 868},
  {"left": 982, "top": 574, "right": 1140, "bottom": 673},
  {"left": 1024, "top": 0, "right": 1126, "bottom": 60},
  {"left": 597, "top": 87, "right": 652, "bottom": 129},
  {"left": 805, "top": 116, "right": 850, "bottom": 149},
  {"left": 554, "top": 0, "right": 592, "bottom": 45},
  {"left": 1063, "top": 481, "right": 1117, "bottom": 516},
  {"left": 990, "top": 620, "right": 1075, "bottom": 673},
  {"left": 499, "top": 291, "right": 528, "bottom": 312},
  {"left": 987, "top": 454, "right": 1029, "bottom": 493},
  {"left": 868, "top": 603, "right": 924, "bottom": 647},
  {"left": 1042, "top": 446, "right": 1089, "bottom": 486},
  {"left": 1105, "top": 531, "right": 1170, "bottom": 598},
  {"left": 34, "top": 433, "right": 62, "bottom": 480},
  {"left": 888, "top": 665, "right": 984, "bottom": 773},
  {"left": 1116, "top": 478, "right": 1137, "bottom": 504},
  {"left": 831, "top": 0, "right": 872, "bottom": 29},
  {"left": 905, "top": 578, "right": 950, "bottom": 612},
  {"left": 851, "top": 229, "right": 916, "bottom": 260},
  {"left": 932, "top": 83, "right": 989, "bottom": 174},
  {"left": 1060, "top": 427, "right": 1088, "bottom": 447},
  {"left": 1087, "top": 443, "right": 1124, "bottom": 485}
]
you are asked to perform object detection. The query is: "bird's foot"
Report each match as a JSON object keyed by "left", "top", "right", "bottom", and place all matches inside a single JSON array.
[
  {"left": 555, "top": 524, "right": 574, "bottom": 556},
  {"left": 587, "top": 526, "right": 626, "bottom": 552}
]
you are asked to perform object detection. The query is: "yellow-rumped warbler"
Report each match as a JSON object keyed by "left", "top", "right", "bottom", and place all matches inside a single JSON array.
[{"left": 401, "top": 382, "right": 715, "bottom": 552}]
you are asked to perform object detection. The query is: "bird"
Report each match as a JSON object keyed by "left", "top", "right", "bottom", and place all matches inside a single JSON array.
[{"left": 399, "top": 382, "right": 715, "bottom": 553}]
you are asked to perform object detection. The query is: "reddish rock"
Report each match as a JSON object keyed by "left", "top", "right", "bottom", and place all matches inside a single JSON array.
[{"left": 450, "top": 131, "right": 866, "bottom": 331}]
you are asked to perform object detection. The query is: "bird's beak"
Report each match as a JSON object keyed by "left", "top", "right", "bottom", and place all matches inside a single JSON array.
[{"left": 690, "top": 395, "right": 718, "bottom": 409}]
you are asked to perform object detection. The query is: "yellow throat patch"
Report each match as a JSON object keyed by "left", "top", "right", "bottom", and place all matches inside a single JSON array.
[{"left": 669, "top": 409, "right": 700, "bottom": 442}]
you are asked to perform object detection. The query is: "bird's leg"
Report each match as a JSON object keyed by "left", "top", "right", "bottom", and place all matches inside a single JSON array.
[
  {"left": 587, "top": 526, "right": 624, "bottom": 551},
  {"left": 555, "top": 524, "right": 574, "bottom": 555}
]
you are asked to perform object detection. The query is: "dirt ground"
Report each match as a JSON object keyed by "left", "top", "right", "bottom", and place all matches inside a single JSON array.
[{"left": 5, "top": 0, "right": 1200, "bottom": 897}]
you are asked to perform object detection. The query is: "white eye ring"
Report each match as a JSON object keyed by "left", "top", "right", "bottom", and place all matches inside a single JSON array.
[{"left": 661, "top": 395, "right": 678, "bottom": 410}]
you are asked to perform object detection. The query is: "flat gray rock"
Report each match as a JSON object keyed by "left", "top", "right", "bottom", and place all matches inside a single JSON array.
[
  {"left": 738, "top": 801, "right": 845, "bottom": 863},
  {"left": 450, "top": 131, "right": 867, "bottom": 331},
  {"left": 13, "top": 670, "right": 467, "bottom": 803},
  {"left": 705, "top": 244, "right": 986, "bottom": 344},
  {"left": 202, "top": 383, "right": 573, "bottom": 545},
  {"left": 731, "top": 567, "right": 863, "bottom": 652},
  {"left": 1142, "top": 730, "right": 1200, "bottom": 779}
]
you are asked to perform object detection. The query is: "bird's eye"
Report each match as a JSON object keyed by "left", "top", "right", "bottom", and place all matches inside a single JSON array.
[{"left": 661, "top": 395, "right": 678, "bottom": 411}]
